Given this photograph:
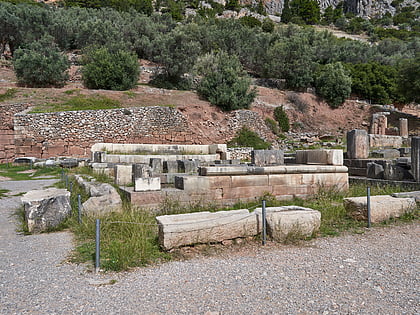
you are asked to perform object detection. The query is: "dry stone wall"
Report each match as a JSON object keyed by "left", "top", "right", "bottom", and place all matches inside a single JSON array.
[
  {"left": 13, "top": 106, "right": 189, "bottom": 159},
  {"left": 2, "top": 105, "right": 274, "bottom": 162}
]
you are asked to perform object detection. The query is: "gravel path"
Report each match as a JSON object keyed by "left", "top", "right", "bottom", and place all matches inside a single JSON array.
[{"left": 0, "top": 180, "right": 419, "bottom": 314}]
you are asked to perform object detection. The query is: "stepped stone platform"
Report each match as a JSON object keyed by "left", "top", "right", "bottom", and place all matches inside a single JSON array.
[{"left": 121, "top": 164, "right": 349, "bottom": 210}]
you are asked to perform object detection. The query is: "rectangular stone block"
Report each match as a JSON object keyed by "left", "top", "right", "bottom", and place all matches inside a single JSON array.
[
  {"left": 344, "top": 195, "right": 416, "bottom": 223},
  {"left": 347, "top": 129, "right": 369, "bottom": 159},
  {"left": 222, "top": 186, "right": 273, "bottom": 200},
  {"left": 254, "top": 206, "right": 321, "bottom": 241},
  {"left": 156, "top": 209, "right": 257, "bottom": 250},
  {"left": 132, "top": 163, "right": 152, "bottom": 180},
  {"left": 163, "top": 160, "right": 178, "bottom": 173},
  {"left": 149, "top": 158, "right": 163, "bottom": 174},
  {"left": 412, "top": 137, "right": 420, "bottom": 182},
  {"left": 296, "top": 150, "right": 343, "bottom": 165},
  {"left": 251, "top": 150, "right": 284, "bottom": 166},
  {"left": 231, "top": 175, "right": 269, "bottom": 187},
  {"left": 268, "top": 174, "right": 302, "bottom": 186},
  {"left": 369, "top": 134, "right": 403, "bottom": 148},
  {"left": 177, "top": 160, "right": 200, "bottom": 174},
  {"left": 115, "top": 165, "right": 133, "bottom": 186},
  {"left": 134, "top": 177, "right": 161, "bottom": 192}
]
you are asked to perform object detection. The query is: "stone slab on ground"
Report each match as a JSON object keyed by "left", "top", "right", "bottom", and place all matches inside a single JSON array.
[
  {"left": 21, "top": 188, "right": 71, "bottom": 233},
  {"left": 255, "top": 206, "right": 321, "bottom": 242},
  {"left": 251, "top": 150, "right": 284, "bottom": 166},
  {"left": 156, "top": 209, "right": 257, "bottom": 250},
  {"left": 343, "top": 195, "right": 417, "bottom": 223},
  {"left": 392, "top": 191, "right": 420, "bottom": 202},
  {"left": 134, "top": 177, "right": 161, "bottom": 192}
]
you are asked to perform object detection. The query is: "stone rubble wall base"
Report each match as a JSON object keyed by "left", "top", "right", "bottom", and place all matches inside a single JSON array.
[
  {"left": 156, "top": 207, "right": 321, "bottom": 250},
  {"left": 343, "top": 195, "right": 417, "bottom": 223},
  {"left": 21, "top": 188, "right": 71, "bottom": 233}
]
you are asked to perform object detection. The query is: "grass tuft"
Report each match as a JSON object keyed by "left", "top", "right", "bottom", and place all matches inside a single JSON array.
[
  {"left": 29, "top": 95, "right": 121, "bottom": 113},
  {"left": 0, "top": 88, "right": 18, "bottom": 102}
]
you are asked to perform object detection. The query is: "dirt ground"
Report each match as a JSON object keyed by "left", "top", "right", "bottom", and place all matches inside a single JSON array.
[{"left": 1, "top": 62, "right": 419, "bottom": 141}]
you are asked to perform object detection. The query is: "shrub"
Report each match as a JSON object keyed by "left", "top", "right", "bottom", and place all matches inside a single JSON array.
[
  {"left": 265, "top": 117, "right": 280, "bottom": 135},
  {"left": 13, "top": 36, "right": 69, "bottom": 88},
  {"left": 274, "top": 106, "right": 290, "bottom": 132},
  {"left": 194, "top": 51, "right": 257, "bottom": 111},
  {"left": 228, "top": 126, "right": 271, "bottom": 149},
  {"left": 314, "top": 62, "right": 352, "bottom": 108},
  {"left": 82, "top": 46, "right": 139, "bottom": 91}
]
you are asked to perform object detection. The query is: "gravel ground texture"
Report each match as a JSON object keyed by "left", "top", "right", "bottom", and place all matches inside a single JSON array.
[{"left": 0, "top": 180, "right": 419, "bottom": 314}]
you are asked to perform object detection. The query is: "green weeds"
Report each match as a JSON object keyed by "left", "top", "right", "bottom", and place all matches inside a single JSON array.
[
  {"left": 0, "top": 88, "right": 18, "bottom": 102},
  {"left": 29, "top": 95, "right": 121, "bottom": 113},
  {"left": 0, "top": 164, "right": 61, "bottom": 180}
]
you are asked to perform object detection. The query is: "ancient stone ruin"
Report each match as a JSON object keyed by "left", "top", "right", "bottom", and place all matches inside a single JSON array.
[{"left": 89, "top": 144, "right": 348, "bottom": 209}]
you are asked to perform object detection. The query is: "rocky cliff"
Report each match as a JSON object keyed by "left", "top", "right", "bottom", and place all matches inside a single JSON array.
[{"left": 260, "top": 0, "right": 419, "bottom": 17}]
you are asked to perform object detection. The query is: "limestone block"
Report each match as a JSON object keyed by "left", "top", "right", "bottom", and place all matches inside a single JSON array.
[
  {"left": 115, "top": 165, "right": 133, "bottom": 186},
  {"left": 412, "top": 137, "right": 420, "bottom": 182},
  {"left": 343, "top": 195, "right": 417, "bottom": 223},
  {"left": 369, "top": 134, "right": 403, "bottom": 148},
  {"left": 251, "top": 150, "right": 284, "bottom": 166},
  {"left": 384, "top": 163, "right": 407, "bottom": 181},
  {"left": 392, "top": 191, "right": 420, "bottom": 203},
  {"left": 231, "top": 175, "right": 269, "bottom": 187},
  {"left": 134, "top": 177, "right": 161, "bottom": 192},
  {"left": 254, "top": 206, "right": 321, "bottom": 242},
  {"left": 399, "top": 118, "right": 408, "bottom": 138},
  {"left": 156, "top": 209, "right": 257, "bottom": 250},
  {"left": 163, "top": 160, "right": 178, "bottom": 173},
  {"left": 177, "top": 160, "right": 200, "bottom": 174},
  {"left": 21, "top": 188, "right": 71, "bottom": 233},
  {"left": 347, "top": 129, "right": 369, "bottom": 159},
  {"left": 366, "top": 162, "right": 384, "bottom": 179},
  {"left": 149, "top": 158, "right": 163, "bottom": 174},
  {"left": 174, "top": 176, "right": 210, "bottom": 192},
  {"left": 132, "top": 163, "right": 152, "bottom": 180},
  {"left": 83, "top": 192, "right": 122, "bottom": 216},
  {"left": 370, "top": 149, "right": 400, "bottom": 159},
  {"left": 296, "top": 150, "right": 343, "bottom": 165}
]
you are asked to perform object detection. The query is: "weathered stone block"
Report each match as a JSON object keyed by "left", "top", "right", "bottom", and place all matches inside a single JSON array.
[
  {"left": 156, "top": 209, "right": 257, "bottom": 250},
  {"left": 370, "top": 149, "right": 400, "bottom": 159},
  {"left": 296, "top": 149, "right": 343, "bottom": 165},
  {"left": 149, "top": 158, "right": 163, "bottom": 174},
  {"left": 347, "top": 129, "right": 369, "bottom": 159},
  {"left": 255, "top": 206, "right": 321, "bottom": 242},
  {"left": 177, "top": 160, "right": 199, "bottom": 174},
  {"left": 132, "top": 163, "right": 152, "bottom": 180},
  {"left": 369, "top": 134, "right": 403, "bottom": 148},
  {"left": 412, "top": 137, "right": 420, "bottom": 182},
  {"left": 366, "top": 162, "right": 384, "bottom": 179},
  {"left": 115, "top": 164, "right": 133, "bottom": 186},
  {"left": 392, "top": 191, "right": 420, "bottom": 202},
  {"left": 343, "top": 195, "right": 416, "bottom": 223},
  {"left": 163, "top": 160, "right": 178, "bottom": 173},
  {"left": 231, "top": 175, "right": 269, "bottom": 187},
  {"left": 251, "top": 150, "right": 284, "bottom": 166},
  {"left": 384, "top": 163, "right": 407, "bottom": 181},
  {"left": 21, "top": 188, "right": 71, "bottom": 233},
  {"left": 134, "top": 177, "right": 161, "bottom": 192}
]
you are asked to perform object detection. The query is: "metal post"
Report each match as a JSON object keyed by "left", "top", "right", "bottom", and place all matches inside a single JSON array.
[
  {"left": 95, "top": 219, "right": 100, "bottom": 273},
  {"left": 262, "top": 200, "right": 267, "bottom": 245},
  {"left": 70, "top": 182, "right": 73, "bottom": 192},
  {"left": 367, "top": 187, "right": 371, "bottom": 228},
  {"left": 65, "top": 175, "right": 68, "bottom": 188},
  {"left": 78, "top": 194, "right": 82, "bottom": 224}
]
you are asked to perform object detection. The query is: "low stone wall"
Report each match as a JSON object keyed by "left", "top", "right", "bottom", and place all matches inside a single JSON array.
[{"left": 13, "top": 106, "right": 190, "bottom": 159}]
